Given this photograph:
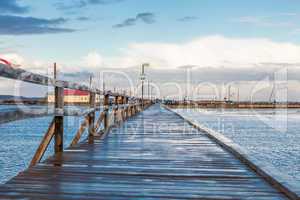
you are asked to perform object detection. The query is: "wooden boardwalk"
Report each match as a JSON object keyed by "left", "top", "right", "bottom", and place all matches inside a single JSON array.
[{"left": 0, "top": 105, "right": 289, "bottom": 199}]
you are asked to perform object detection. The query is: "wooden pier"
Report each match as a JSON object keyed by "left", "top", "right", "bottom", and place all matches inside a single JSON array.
[
  {"left": 0, "top": 104, "right": 296, "bottom": 200},
  {"left": 0, "top": 63, "right": 298, "bottom": 199}
]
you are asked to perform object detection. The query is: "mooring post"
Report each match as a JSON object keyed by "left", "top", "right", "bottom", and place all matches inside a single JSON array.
[
  {"left": 121, "top": 96, "right": 125, "bottom": 121},
  {"left": 132, "top": 100, "right": 135, "bottom": 116},
  {"left": 54, "top": 63, "right": 64, "bottom": 154},
  {"left": 103, "top": 93, "right": 109, "bottom": 130},
  {"left": 114, "top": 95, "right": 119, "bottom": 124},
  {"left": 128, "top": 97, "right": 131, "bottom": 117},
  {"left": 134, "top": 99, "right": 138, "bottom": 114},
  {"left": 128, "top": 98, "right": 132, "bottom": 117},
  {"left": 88, "top": 76, "right": 96, "bottom": 143},
  {"left": 124, "top": 96, "right": 128, "bottom": 119}
]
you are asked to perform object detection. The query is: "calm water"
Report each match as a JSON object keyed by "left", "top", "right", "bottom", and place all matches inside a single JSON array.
[
  {"left": 173, "top": 108, "right": 300, "bottom": 184},
  {"left": 0, "top": 105, "right": 101, "bottom": 184}
]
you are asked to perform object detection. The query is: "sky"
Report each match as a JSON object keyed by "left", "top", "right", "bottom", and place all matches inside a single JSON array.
[{"left": 1, "top": 0, "right": 300, "bottom": 101}]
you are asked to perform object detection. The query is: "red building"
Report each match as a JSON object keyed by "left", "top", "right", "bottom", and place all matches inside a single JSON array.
[{"left": 47, "top": 89, "right": 99, "bottom": 103}]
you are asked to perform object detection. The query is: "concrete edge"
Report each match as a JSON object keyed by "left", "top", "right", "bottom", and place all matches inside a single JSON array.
[{"left": 163, "top": 105, "right": 300, "bottom": 200}]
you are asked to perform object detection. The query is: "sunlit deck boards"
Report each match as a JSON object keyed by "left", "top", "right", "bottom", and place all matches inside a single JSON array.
[{"left": 0, "top": 105, "right": 288, "bottom": 199}]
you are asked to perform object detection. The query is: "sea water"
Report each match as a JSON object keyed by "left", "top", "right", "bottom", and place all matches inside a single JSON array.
[{"left": 0, "top": 105, "right": 101, "bottom": 183}]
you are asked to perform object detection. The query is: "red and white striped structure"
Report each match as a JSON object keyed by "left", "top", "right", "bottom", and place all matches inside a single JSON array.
[{"left": 0, "top": 57, "right": 12, "bottom": 66}]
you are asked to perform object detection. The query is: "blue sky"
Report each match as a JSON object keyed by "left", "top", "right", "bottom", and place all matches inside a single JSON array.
[
  {"left": 2, "top": 0, "right": 300, "bottom": 62},
  {"left": 1, "top": 0, "right": 300, "bottom": 100}
]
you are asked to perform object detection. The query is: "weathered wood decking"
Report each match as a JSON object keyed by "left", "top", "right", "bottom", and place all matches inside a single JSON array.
[{"left": 0, "top": 105, "right": 289, "bottom": 199}]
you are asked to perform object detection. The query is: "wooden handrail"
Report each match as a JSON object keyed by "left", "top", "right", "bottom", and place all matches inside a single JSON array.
[
  {"left": 0, "top": 63, "right": 131, "bottom": 97},
  {"left": 0, "top": 63, "right": 152, "bottom": 168},
  {"left": 28, "top": 100, "right": 151, "bottom": 167}
]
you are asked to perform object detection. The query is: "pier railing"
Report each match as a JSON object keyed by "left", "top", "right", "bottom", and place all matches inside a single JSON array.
[{"left": 0, "top": 63, "right": 151, "bottom": 167}]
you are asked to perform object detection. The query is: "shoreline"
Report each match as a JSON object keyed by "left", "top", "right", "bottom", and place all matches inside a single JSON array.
[{"left": 166, "top": 102, "right": 300, "bottom": 109}]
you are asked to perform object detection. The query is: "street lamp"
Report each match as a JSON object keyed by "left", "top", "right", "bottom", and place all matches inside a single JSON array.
[{"left": 141, "top": 63, "right": 149, "bottom": 108}]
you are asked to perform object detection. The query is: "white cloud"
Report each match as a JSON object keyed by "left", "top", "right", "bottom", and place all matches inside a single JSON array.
[
  {"left": 290, "top": 28, "right": 300, "bottom": 35},
  {"left": 1, "top": 53, "right": 24, "bottom": 65},
  {"left": 279, "top": 12, "right": 298, "bottom": 17},
  {"left": 231, "top": 16, "right": 295, "bottom": 28},
  {"left": 83, "top": 51, "right": 103, "bottom": 68},
  {"left": 109, "top": 35, "right": 300, "bottom": 69},
  {"left": 4, "top": 35, "right": 300, "bottom": 73}
]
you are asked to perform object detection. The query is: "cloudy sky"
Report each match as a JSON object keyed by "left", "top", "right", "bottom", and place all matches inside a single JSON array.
[{"left": 1, "top": 0, "right": 300, "bottom": 101}]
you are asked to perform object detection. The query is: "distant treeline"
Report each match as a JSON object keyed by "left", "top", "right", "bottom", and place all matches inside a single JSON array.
[
  {"left": 0, "top": 95, "right": 47, "bottom": 105},
  {"left": 0, "top": 109, "right": 50, "bottom": 124}
]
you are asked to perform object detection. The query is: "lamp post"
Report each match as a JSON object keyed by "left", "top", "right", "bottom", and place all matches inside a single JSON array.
[
  {"left": 141, "top": 63, "right": 149, "bottom": 108},
  {"left": 150, "top": 79, "right": 152, "bottom": 101}
]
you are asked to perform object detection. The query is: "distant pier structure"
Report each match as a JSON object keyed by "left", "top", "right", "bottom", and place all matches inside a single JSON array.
[{"left": 165, "top": 100, "right": 300, "bottom": 109}]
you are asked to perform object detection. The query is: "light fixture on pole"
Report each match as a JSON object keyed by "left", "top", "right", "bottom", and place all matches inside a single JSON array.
[{"left": 141, "top": 63, "right": 149, "bottom": 108}]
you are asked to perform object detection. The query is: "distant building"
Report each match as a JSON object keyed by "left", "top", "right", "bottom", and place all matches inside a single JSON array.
[{"left": 47, "top": 89, "right": 100, "bottom": 104}]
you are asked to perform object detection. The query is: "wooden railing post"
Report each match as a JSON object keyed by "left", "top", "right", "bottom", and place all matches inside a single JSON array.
[
  {"left": 120, "top": 96, "right": 125, "bottom": 121},
  {"left": 128, "top": 98, "right": 132, "bottom": 117},
  {"left": 114, "top": 96, "right": 119, "bottom": 124},
  {"left": 88, "top": 76, "right": 95, "bottom": 143},
  {"left": 124, "top": 97, "right": 129, "bottom": 119},
  {"left": 103, "top": 93, "right": 109, "bottom": 130},
  {"left": 133, "top": 100, "right": 137, "bottom": 115},
  {"left": 54, "top": 63, "right": 64, "bottom": 154},
  {"left": 88, "top": 92, "right": 96, "bottom": 143},
  {"left": 1, "top": 62, "right": 155, "bottom": 167}
]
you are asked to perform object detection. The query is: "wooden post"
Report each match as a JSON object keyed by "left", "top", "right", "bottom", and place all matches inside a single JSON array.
[
  {"left": 114, "top": 96, "right": 119, "bottom": 124},
  {"left": 129, "top": 105, "right": 132, "bottom": 117},
  {"left": 131, "top": 100, "right": 136, "bottom": 116},
  {"left": 54, "top": 62, "right": 57, "bottom": 79},
  {"left": 124, "top": 97, "right": 128, "bottom": 119},
  {"left": 54, "top": 63, "right": 64, "bottom": 154},
  {"left": 103, "top": 93, "right": 109, "bottom": 130},
  {"left": 88, "top": 96, "right": 96, "bottom": 143},
  {"left": 133, "top": 102, "right": 137, "bottom": 115},
  {"left": 88, "top": 76, "right": 95, "bottom": 143},
  {"left": 121, "top": 96, "right": 126, "bottom": 120},
  {"left": 127, "top": 98, "right": 131, "bottom": 117}
]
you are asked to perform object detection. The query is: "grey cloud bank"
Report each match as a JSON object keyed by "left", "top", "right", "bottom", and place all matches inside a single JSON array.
[
  {"left": 0, "top": 15, "right": 75, "bottom": 35},
  {"left": 0, "top": 0, "right": 29, "bottom": 14},
  {"left": 0, "top": 0, "right": 75, "bottom": 35},
  {"left": 178, "top": 16, "right": 199, "bottom": 22},
  {"left": 113, "top": 12, "right": 156, "bottom": 28},
  {"left": 55, "top": 0, "right": 125, "bottom": 10}
]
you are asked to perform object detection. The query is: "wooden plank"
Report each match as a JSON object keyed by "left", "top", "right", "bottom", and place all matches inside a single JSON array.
[
  {"left": 164, "top": 105, "right": 300, "bottom": 200},
  {"left": 29, "top": 118, "right": 55, "bottom": 167},
  {"left": 0, "top": 104, "right": 291, "bottom": 200}
]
